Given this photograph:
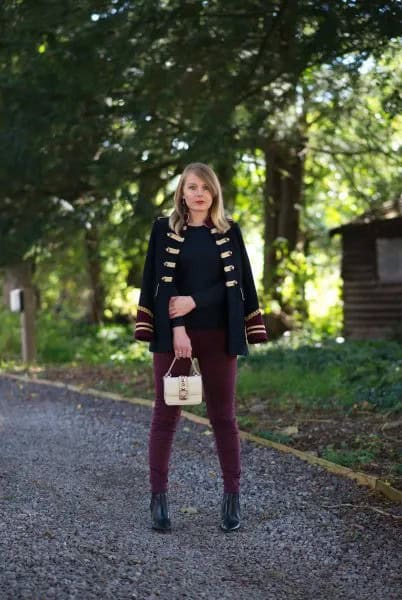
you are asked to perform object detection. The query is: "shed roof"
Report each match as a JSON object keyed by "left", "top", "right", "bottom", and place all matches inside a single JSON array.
[{"left": 329, "top": 196, "right": 402, "bottom": 236}]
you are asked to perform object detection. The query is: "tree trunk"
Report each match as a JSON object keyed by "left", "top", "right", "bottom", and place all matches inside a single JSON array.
[
  {"left": 262, "top": 134, "right": 306, "bottom": 316},
  {"left": 84, "top": 225, "right": 105, "bottom": 324}
]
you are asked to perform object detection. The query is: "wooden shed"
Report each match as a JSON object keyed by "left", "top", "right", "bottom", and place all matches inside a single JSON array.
[{"left": 330, "top": 198, "right": 402, "bottom": 340}]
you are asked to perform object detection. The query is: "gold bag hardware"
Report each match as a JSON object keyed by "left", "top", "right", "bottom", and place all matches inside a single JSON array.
[{"left": 163, "top": 357, "right": 203, "bottom": 406}]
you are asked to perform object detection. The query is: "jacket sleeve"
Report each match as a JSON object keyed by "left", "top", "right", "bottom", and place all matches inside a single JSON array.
[
  {"left": 171, "top": 281, "right": 226, "bottom": 327},
  {"left": 170, "top": 285, "right": 185, "bottom": 328},
  {"left": 134, "top": 220, "right": 157, "bottom": 342},
  {"left": 233, "top": 222, "right": 268, "bottom": 344}
]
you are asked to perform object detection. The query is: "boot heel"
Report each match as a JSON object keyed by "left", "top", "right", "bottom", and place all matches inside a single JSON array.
[
  {"left": 150, "top": 492, "right": 172, "bottom": 532},
  {"left": 220, "top": 492, "right": 240, "bottom": 532}
]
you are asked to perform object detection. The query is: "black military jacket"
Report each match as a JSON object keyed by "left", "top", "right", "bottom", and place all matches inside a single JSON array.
[{"left": 134, "top": 216, "right": 268, "bottom": 356}]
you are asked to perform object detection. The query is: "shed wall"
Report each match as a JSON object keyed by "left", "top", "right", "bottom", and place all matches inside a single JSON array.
[{"left": 340, "top": 219, "right": 402, "bottom": 340}]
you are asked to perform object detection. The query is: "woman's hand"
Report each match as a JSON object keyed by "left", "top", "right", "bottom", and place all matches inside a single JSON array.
[
  {"left": 169, "top": 295, "right": 196, "bottom": 318},
  {"left": 172, "top": 326, "right": 192, "bottom": 359}
]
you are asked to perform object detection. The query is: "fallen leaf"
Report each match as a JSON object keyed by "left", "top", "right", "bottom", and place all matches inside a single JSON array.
[
  {"left": 280, "top": 425, "right": 298, "bottom": 436},
  {"left": 180, "top": 506, "right": 199, "bottom": 515}
]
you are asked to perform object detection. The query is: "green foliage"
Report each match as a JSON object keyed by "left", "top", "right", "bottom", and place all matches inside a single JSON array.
[
  {"left": 254, "top": 430, "right": 293, "bottom": 445},
  {"left": 238, "top": 338, "right": 402, "bottom": 413},
  {"left": 0, "top": 300, "right": 150, "bottom": 366},
  {"left": 236, "top": 415, "right": 258, "bottom": 429},
  {"left": 0, "top": 310, "right": 21, "bottom": 359},
  {"left": 36, "top": 316, "right": 150, "bottom": 365},
  {"left": 322, "top": 445, "right": 378, "bottom": 468}
]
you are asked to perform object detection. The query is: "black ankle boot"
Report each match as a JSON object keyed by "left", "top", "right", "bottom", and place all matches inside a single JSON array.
[
  {"left": 220, "top": 492, "right": 240, "bottom": 532},
  {"left": 150, "top": 492, "right": 171, "bottom": 532}
]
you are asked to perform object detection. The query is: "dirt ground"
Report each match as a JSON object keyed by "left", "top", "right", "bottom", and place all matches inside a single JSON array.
[{"left": 22, "top": 364, "right": 402, "bottom": 492}]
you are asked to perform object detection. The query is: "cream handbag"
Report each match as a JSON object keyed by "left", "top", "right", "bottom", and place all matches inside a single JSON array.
[{"left": 163, "top": 357, "right": 203, "bottom": 406}]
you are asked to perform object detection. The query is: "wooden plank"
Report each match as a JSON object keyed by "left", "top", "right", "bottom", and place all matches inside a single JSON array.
[
  {"left": 343, "top": 299, "right": 402, "bottom": 307},
  {"left": 343, "top": 282, "right": 402, "bottom": 292},
  {"left": 342, "top": 274, "right": 376, "bottom": 281},
  {"left": 343, "top": 290, "right": 402, "bottom": 299},
  {"left": 342, "top": 267, "right": 376, "bottom": 273},
  {"left": 345, "top": 326, "right": 393, "bottom": 334},
  {"left": 345, "top": 319, "right": 401, "bottom": 327},
  {"left": 344, "top": 306, "right": 402, "bottom": 313}
]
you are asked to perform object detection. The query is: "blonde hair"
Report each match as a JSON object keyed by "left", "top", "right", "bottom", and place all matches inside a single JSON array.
[{"left": 169, "top": 162, "right": 231, "bottom": 234}]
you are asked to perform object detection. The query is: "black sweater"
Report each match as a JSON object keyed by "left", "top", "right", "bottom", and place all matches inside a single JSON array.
[{"left": 171, "top": 224, "right": 227, "bottom": 329}]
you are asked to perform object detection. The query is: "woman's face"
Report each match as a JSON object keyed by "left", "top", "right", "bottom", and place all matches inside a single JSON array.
[{"left": 182, "top": 173, "right": 214, "bottom": 214}]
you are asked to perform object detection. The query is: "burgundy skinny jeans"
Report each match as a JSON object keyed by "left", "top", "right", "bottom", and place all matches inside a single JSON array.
[{"left": 149, "top": 328, "right": 240, "bottom": 494}]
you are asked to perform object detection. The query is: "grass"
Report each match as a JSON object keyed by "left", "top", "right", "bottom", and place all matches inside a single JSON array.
[
  {"left": 237, "top": 338, "right": 402, "bottom": 414},
  {"left": 321, "top": 445, "right": 379, "bottom": 468}
]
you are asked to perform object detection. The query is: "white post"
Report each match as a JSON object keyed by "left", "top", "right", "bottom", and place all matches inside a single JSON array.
[{"left": 8, "top": 262, "right": 37, "bottom": 365}]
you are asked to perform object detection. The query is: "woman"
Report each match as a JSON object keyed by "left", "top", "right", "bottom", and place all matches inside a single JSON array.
[{"left": 135, "top": 162, "right": 268, "bottom": 533}]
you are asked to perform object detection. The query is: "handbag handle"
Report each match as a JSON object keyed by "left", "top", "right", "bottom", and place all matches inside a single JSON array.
[{"left": 164, "top": 356, "right": 201, "bottom": 377}]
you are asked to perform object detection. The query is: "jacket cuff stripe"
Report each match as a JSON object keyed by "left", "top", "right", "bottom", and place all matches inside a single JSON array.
[
  {"left": 136, "top": 324, "right": 154, "bottom": 331},
  {"left": 245, "top": 309, "right": 261, "bottom": 321}
]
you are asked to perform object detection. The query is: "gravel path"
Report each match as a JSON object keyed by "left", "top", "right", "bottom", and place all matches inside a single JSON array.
[{"left": 0, "top": 376, "right": 401, "bottom": 600}]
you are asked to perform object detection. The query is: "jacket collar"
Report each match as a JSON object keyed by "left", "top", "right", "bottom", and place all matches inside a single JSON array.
[{"left": 182, "top": 214, "right": 214, "bottom": 230}]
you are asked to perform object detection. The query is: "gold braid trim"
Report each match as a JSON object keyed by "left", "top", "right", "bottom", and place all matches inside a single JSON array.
[
  {"left": 138, "top": 305, "right": 153, "bottom": 318},
  {"left": 136, "top": 324, "right": 154, "bottom": 332},
  {"left": 245, "top": 309, "right": 261, "bottom": 321}
]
